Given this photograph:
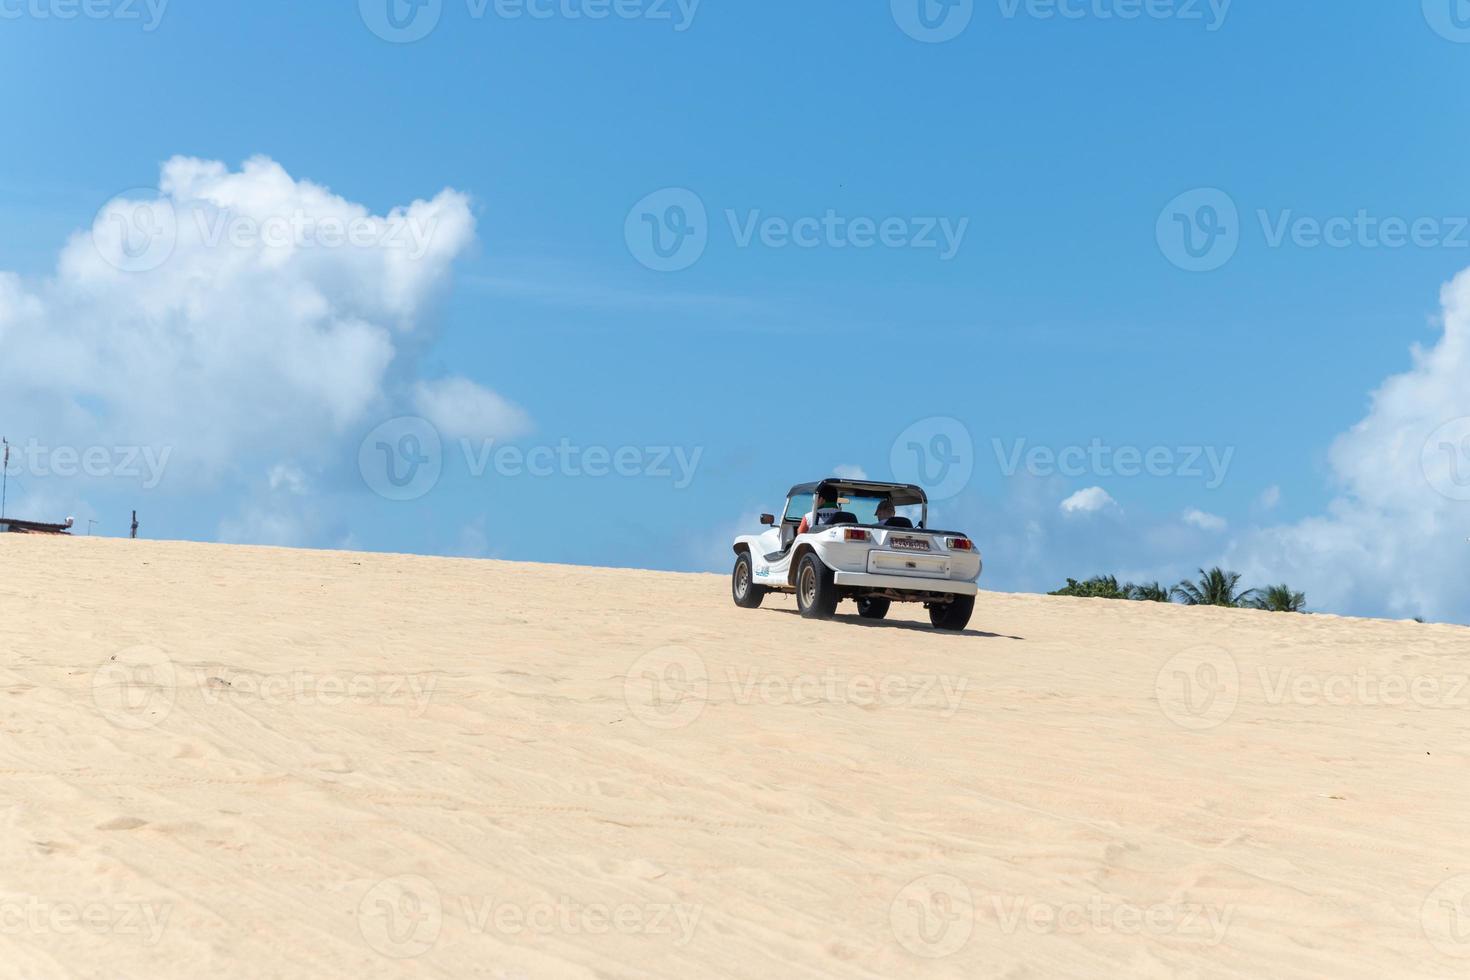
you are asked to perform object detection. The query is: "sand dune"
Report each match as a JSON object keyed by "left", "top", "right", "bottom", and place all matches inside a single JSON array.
[{"left": 2, "top": 535, "right": 1469, "bottom": 978}]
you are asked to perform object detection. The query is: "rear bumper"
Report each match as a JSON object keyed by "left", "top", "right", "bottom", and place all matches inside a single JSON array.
[{"left": 833, "top": 571, "right": 978, "bottom": 597}]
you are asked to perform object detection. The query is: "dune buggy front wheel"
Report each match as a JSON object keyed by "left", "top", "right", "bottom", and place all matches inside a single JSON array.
[{"left": 732, "top": 552, "right": 767, "bottom": 609}]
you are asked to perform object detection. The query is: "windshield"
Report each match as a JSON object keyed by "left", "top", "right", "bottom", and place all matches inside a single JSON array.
[
  {"left": 784, "top": 492, "right": 924, "bottom": 526},
  {"left": 783, "top": 493, "right": 814, "bottom": 522},
  {"left": 835, "top": 495, "right": 924, "bottom": 526}
]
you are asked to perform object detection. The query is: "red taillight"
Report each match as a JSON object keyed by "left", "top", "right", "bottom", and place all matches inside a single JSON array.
[
  {"left": 845, "top": 528, "right": 870, "bottom": 542},
  {"left": 947, "top": 537, "right": 974, "bottom": 551}
]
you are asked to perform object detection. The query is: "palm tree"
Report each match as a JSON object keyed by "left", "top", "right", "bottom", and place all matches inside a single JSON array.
[
  {"left": 1250, "top": 584, "right": 1307, "bottom": 613},
  {"left": 1128, "top": 582, "right": 1172, "bottom": 603},
  {"left": 1171, "top": 567, "right": 1259, "bottom": 608}
]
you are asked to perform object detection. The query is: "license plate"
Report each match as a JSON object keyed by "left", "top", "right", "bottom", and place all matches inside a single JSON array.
[{"left": 890, "top": 536, "right": 931, "bottom": 552}]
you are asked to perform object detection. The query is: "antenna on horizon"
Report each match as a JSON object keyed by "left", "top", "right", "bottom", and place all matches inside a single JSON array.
[{"left": 1, "top": 437, "right": 9, "bottom": 521}]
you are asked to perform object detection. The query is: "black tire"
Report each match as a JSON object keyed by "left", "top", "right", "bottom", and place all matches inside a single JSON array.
[
  {"left": 795, "top": 552, "right": 839, "bottom": 620},
  {"left": 856, "top": 597, "right": 891, "bottom": 620},
  {"left": 732, "top": 552, "right": 767, "bottom": 609},
  {"left": 929, "top": 594, "right": 975, "bottom": 631}
]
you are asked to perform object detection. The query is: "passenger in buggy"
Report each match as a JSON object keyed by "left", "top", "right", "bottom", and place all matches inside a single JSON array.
[{"left": 875, "top": 499, "right": 913, "bottom": 529}]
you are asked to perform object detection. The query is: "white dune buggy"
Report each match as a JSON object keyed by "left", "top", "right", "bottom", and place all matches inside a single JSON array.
[{"left": 730, "top": 479, "right": 982, "bottom": 631}]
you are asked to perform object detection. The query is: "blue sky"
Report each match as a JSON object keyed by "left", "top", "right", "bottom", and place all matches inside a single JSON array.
[{"left": 3, "top": 1, "right": 1470, "bottom": 620}]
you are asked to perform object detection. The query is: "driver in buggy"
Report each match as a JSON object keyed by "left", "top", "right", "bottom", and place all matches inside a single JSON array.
[{"left": 796, "top": 490, "right": 840, "bottom": 536}]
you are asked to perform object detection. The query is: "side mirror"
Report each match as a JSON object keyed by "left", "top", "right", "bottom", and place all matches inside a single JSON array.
[{"left": 759, "top": 514, "right": 776, "bottom": 526}]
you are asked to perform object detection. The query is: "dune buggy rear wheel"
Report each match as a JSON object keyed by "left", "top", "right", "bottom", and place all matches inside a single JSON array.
[{"left": 928, "top": 594, "right": 975, "bottom": 632}]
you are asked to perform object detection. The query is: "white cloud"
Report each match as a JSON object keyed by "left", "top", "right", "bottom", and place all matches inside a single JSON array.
[
  {"left": 1258, "top": 485, "right": 1282, "bottom": 510},
  {"left": 1230, "top": 269, "right": 1470, "bottom": 621},
  {"left": 832, "top": 464, "right": 867, "bottom": 480},
  {"left": 1182, "top": 508, "right": 1227, "bottom": 532},
  {"left": 268, "top": 463, "right": 308, "bottom": 496},
  {"left": 0, "top": 156, "right": 527, "bottom": 545},
  {"left": 413, "top": 376, "right": 531, "bottom": 442},
  {"left": 1059, "top": 486, "right": 1119, "bottom": 516},
  {"left": 0, "top": 156, "right": 480, "bottom": 486}
]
